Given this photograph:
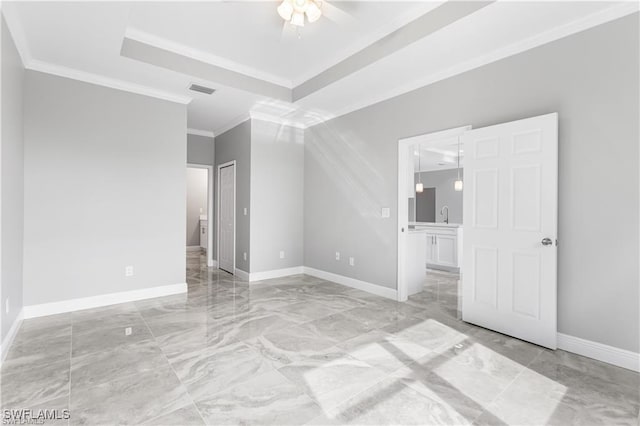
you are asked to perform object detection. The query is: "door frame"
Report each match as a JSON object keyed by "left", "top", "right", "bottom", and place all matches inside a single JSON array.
[
  {"left": 216, "top": 160, "right": 236, "bottom": 274},
  {"left": 187, "top": 163, "right": 214, "bottom": 268},
  {"left": 397, "top": 125, "right": 471, "bottom": 301}
]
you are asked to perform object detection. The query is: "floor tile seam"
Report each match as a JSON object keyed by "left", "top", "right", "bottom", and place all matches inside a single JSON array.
[
  {"left": 307, "top": 359, "right": 401, "bottom": 421},
  {"left": 136, "top": 305, "right": 209, "bottom": 426},
  {"left": 470, "top": 349, "right": 545, "bottom": 424}
]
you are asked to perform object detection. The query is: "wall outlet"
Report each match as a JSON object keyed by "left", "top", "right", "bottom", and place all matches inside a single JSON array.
[
  {"left": 349, "top": 257, "right": 355, "bottom": 266},
  {"left": 279, "top": 251, "right": 285, "bottom": 259},
  {"left": 381, "top": 207, "right": 390, "bottom": 218},
  {"left": 125, "top": 266, "right": 134, "bottom": 277},
  {"left": 243, "top": 252, "right": 247, "bottom": 261},
  {"left": 125, "top": 327, "right": 132, "bottom": 336},
  {"left": 5, "top": 299, "right": 9, "bottom": 315},
  {"left": 335, "top": 252, "right": 340, "bottom": 261}
]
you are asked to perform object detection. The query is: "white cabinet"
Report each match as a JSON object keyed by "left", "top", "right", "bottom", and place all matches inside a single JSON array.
[
  {"left": 199, "top": 220, "right": 208, "bottom": 249},
  {"left": 418, "top": 224, "right": 462, "bottom": 271}
]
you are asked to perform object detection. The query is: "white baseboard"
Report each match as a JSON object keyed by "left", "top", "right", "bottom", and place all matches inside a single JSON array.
[
  {"left": 22, "top": 283, "right": 187, "bottom": 319},
  {"left": 557, "top": 333, "right": 639, "bottom": 372},
  {"left": 0, "top": 308, "right": 24, "bottom": 366},
  {"left": 303, "top": 267, "right": 398, "bottom": 301},
  {"left": 208, "top": 259, "right": 217, "bottom": 268},
  {"left": 249, "top": 266, "right": 304, "bottom": 283},
  {"left": 234, "top": 268, "right": 250, "bottom": 281},
  {"left": 186, "top": 246, "right": 202, "bottom": 252}
]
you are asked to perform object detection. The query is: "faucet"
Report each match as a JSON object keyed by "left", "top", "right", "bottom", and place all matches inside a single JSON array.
[{"left": 440, "top": 205, "right": 449, "bottom": 224}]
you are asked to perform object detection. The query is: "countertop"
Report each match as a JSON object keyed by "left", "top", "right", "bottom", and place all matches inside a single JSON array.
[{"left": 410, "top": 222, "right": 462, "bottom": 228}]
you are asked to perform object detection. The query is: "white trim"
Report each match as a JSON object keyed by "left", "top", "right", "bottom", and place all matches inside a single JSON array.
[
  {"left": 186, "top": 246, "right": 201, "bottom": 252},
  {"left": 187, "top": 128, "right": 215, "bottom": 138},
  {"left": 291, "top": 2, "right": 442, "bottom": 87},
  {"left": 214, "top": 115, "right": 251, "bottom": 138},
  {"left": 557, "top": 333, "right": 640, "bottom": 372},
  {"left": 2, "top": 4, "right": 191, "bottom": 106},
  {"left": 329, "top": 2, "right": 640, "bottom": 120},
  {"left": 26, "top": 59, "right": 191, "bottom": 105},
  {"left": 217, "top": 161, "right": 237, "bottom": 277},
  {"left": 234, "top": 268, "right": 250, "bottom": 281},
  {"left": 188, "top": 163, "right": 215, "bottom": 268},
  {"left": 0, "top": 309, "right": 24, "bottom": 366},
  {"left": 249, "top": 266, "right": 305, "bottom": 283},
  {"left": 22, "top": 283, "right": 187, "bottom": 319},
  {"left": 249, "top": 112, "right": 307, "bottom": 130},
  {"left": 208, "top": 259, "right": 217, "bottom": 268},
  {"left": 125, "top": 27, "right": 292, "bottom": 89},
  {"left": 303, "top": 267, "right": 398, "bottom": 301}
]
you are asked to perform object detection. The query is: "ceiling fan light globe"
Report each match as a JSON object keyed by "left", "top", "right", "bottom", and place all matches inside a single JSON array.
[
  {"left": 290, "top": 10, "right": 305, "bottom": 26},
  {"left": 306, "top": 2, "right": 322, "bottom": 22},
  {"left": 277, "top": 0, "right": 294, "bottom": 20},
  {"left": 293, "top": 0, "right": 308, "bottom": 12}
]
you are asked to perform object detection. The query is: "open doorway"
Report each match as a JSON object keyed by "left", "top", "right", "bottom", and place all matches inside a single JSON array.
[
  {"left": 186, "top": 164, "right": 214, "bottom": 268},
  {"left": 397, "top": 126, "right": 470, "bottom": 303}
]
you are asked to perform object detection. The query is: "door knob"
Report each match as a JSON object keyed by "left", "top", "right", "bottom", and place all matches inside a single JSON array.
[{"left": 541, "top": 238, "right": 553, "bottom": 246}]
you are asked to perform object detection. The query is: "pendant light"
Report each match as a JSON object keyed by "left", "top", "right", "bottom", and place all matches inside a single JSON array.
[
  {"left": 454, "top": 136, "right": 463, "bottom": 192},
  {"left": 416, "top": 147, "right": 424, "bottom": 193}
]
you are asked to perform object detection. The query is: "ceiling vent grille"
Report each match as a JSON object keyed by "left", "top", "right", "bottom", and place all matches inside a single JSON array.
[{"left": 189, "top": 84, "right": 215, "bottom": 95}]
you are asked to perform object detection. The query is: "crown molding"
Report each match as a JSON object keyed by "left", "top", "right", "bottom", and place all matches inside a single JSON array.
[
  {"left": 26, "top": 60, "right": 192, "bottom": 105},
  {"left": 327, "top": 1, "right": 640, "bottom": 120},
  {"left": 187, "top": 128, "right": 215, "bottom": 138},
  {"left": 2, "top": 5, "right": 191, "bottom": 105},
  {"left": 214, "top": 114, "right": 251, "bottom": 137},
  {"left": 249, "top": 111, "right": 308, "bottom": 130},
  {"left": 290, "top": 1, "right": 443, "bottom": 88},
  {"left": 125, "top": 27, "right": 293, "bottom": 89}
]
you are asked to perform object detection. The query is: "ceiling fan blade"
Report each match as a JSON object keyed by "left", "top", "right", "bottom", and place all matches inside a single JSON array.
[
  {"left": 321, "top": 2, "right": 357, "bottom": 26},
  {"left": 280, "top": 20, "right": 298, "bottom": 42}
]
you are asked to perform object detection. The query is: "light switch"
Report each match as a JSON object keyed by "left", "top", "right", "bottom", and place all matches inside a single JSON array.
[
  {"left": 244, "top": 207, "right": 247, "bottom": 216},
  {"left": 381, "top": 208, "right": 390, "bottom": 218}
]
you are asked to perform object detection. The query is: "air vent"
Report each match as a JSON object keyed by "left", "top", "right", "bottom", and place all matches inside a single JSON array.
[{"left": 189, "top": 84, "right": 215, "bottom": 95}]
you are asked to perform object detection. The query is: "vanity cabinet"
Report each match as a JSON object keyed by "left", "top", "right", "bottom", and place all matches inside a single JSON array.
[{"left": 418, "top": 225, "right": 462, "bottom": 271}]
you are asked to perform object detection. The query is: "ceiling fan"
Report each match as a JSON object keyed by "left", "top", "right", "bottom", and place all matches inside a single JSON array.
[{"left": 277, "top": 0, "right": 356, "bottom": 28}]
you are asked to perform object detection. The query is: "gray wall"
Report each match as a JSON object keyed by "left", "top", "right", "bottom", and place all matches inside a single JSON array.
[
  {"left": 23, "top": 71, "right": 187, "bottom": 306},
  {"left": 186, "top": 167, "right": 208, "bottom": 247},
  {"left": 415, "top": 187, "right": 436, "bottom": 223},
  {"left": 415, "top": 169, "right": 463, "bottom": 224},
  {"left": 1, "top": 16, "right": 25, "bottom": 342},
  {"left": 250, "top": 119, "right": 304, "bottom": 273},
  {"left": 305, "top": 14, "right": 639, "bottom": 352},
  {"left": 214, "top": 120, "right": 251, "bottom": 272},
  {"left": 187, "top": 134, "right": 214, "bottom": 165}
]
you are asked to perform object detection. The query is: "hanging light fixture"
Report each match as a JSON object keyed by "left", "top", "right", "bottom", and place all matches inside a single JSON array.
[
  {"left": 416, "top": 147, "right": 424, "bottom": 193},
  {"left": 454, "top": 136, "right": 463, "bottom": 192},
  {"left": 278, "top": 0, "right": 322, "bottom": 27}
]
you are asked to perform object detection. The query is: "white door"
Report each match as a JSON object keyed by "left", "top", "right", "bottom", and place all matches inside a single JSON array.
[
  {"left": 218, "top": 164, "right": 235, "bottom": 274},
  {"left": 462, "top": 113, "right": 558, "bottom": 349}
]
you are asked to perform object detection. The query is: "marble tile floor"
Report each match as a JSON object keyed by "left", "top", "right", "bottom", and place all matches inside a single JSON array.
[{"left": 1, "top": 251, "right": 638, "bottom": 425}]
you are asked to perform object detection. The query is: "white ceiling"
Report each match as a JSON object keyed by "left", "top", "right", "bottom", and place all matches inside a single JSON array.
[
  {"left": 4, "top": 1, "right": 637, "bottom": 135},
  {"left": 413, "top": 136, "right": 463, "bottom": 173}
]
